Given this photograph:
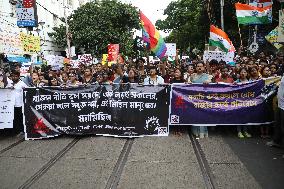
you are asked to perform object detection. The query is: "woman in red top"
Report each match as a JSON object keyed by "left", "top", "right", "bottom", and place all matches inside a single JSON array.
[{"left": 215, "top": 66, "right": 234, "bottom": 83}]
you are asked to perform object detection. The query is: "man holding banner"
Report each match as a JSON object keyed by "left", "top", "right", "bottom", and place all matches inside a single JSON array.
[
  {"left": 6, "top": 70, "right": 28, "bottom": 135},
  {"left": 190, "top": 61, "right": 212, "bottom": 138},
  {"left": 267, "top": 76, "right": 284, "bottom": 148}
]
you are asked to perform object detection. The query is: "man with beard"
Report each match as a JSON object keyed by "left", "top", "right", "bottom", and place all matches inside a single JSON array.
[{"left": 191, "top": 61, "right": 212, "bottom": 138}]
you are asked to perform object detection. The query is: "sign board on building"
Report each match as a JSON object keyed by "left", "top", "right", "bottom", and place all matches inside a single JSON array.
[{"left": 16, "top": 0, "right": 38, "bottom": 27}]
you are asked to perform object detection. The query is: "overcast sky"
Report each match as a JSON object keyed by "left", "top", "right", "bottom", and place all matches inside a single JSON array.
[{"left": 120, "top": 0, "right": 175, "bottom": 37}]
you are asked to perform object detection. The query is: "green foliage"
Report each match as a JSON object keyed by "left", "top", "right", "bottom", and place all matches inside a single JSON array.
[
  {"left": 156, "top": 0, "right": 207, "bottom": 52},
  {"left": 48, "top": 0, "right": 140, "bottom": 57},
  {"left": 157, "top": 0, "right": 281, "bottom": 53},
  {"left": 48, "top": 24, "right": 67, "bottom": 48}
]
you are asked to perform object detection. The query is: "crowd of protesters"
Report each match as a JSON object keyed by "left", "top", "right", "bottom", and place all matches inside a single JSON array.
[{"left": 0, "top": 51, "right": 284, "bottom": 149}]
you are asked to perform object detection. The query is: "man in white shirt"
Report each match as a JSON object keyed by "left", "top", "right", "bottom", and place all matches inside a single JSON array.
[
  {"left": 267, "top": 76, "right": 284, "bottom": 149},
  {"left": 144, "top": 67, "right": 164, "bottom": 85},
  {"left": 6, "top": 70, "right": 28, "bottom": 134}
]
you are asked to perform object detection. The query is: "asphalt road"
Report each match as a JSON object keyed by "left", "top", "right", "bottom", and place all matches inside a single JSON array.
[{"left": 0, "top": 126, "right": 283, "bottom": 189}]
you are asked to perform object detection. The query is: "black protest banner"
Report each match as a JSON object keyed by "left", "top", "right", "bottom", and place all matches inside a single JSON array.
[{"left": 23, "top": 84, "right": 170, "bottom": 140}]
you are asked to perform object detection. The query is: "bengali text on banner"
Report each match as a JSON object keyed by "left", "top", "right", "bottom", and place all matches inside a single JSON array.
[
  {"left": 23, "top": 84, "right": 170, "bottom": 140},
  {"left": 170, "top": 78, "right": 280, "bottom": 126}
]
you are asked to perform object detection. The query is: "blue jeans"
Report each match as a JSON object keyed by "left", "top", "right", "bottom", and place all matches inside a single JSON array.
[{"left": 192, "top": 126, "right": 208, "bottom": 136}]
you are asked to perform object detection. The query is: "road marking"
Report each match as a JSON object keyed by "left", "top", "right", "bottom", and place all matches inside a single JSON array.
[
  {"left": 105, "top": 139, "right": 134, "bottom": 189},
  {"left": 0, "top": 138, "right": 25, "bottom": 155},
  {"left": 188, "top": 130, "right": 217, "bottom": 189},
  {"left": 18, "top": 137, "right": 81, "bottom": 189}
]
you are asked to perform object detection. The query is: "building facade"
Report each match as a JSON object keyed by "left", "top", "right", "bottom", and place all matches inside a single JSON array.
[{"left": 0, "top": 0, "right": 89, "bottom": 57}]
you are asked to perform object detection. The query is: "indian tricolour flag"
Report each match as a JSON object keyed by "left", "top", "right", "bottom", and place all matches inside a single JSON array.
[
  {"left": 235, "top": 3, "right": 272, "bottom": 25},
  {"left": 209, "top": 25, "right": 235, "bottom": 53}
]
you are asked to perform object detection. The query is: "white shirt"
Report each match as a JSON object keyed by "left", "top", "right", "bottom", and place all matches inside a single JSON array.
[
  {"left": 143, "top": 76, "right": 164, "bottom": 85},
  {"left": 7, "top": 80, "right": 28, "bottom": 107},
  {"left": 278, "top": 76, "right": 284, "bottom": 110}
]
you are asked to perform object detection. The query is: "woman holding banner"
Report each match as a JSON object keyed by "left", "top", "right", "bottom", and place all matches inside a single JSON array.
[{"left": 235, "top": 68, "right": 252, "bottom": 138}]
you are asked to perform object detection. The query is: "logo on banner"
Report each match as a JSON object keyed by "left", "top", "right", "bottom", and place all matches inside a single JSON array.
[
  {"left": 175, "top": 95, "right": 186, "bottom": 110},
  {"left": 171, "top": 115, "right": 180, "bottom": 124},
  {"left": 32, "top": 118, "right": 50, "bottom": 134},
  {"left": 145, "top": 116, "right": 160, "bottom": 133},
  {"left": 158, "top": 127, "right": 168, "bottom": 135}
]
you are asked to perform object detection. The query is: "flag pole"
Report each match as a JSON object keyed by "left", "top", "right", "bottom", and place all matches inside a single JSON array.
[{"left": 237, "top": 23, "right": 243, "bottom": 48}]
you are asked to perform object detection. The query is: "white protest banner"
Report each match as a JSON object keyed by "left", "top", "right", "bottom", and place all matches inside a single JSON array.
[
  {"left": 278, "top": 10, "right": 284, "bottom": 43},
  {"left": 203, "top": 51, "right": 234, "bottom": 63},
  {"left": 70, "top": 60, "right": 80, "bottom": 68},
  {"left": 0, "top": 22, "right": 23, "bottom": 54},
  {"left": 78, "top": 54, "right": 93, "bottom": 66},
  {"left": 0, "top": 89, "right": 14, "bottom": 129},
  {"left": 44, "top": 55, "right": 64, "bottom": 69},
  {"left": 20, "top": 62, "right": 32, "bottom": 77},
  {"left": 66, "top": 46, "right": 76, "bottom": 58},
  {"left": 166, "top": 43, "right": 177, "bottom": 56},
  {"left": 249, "top": 0, "right": 273, "bottom": 8}
]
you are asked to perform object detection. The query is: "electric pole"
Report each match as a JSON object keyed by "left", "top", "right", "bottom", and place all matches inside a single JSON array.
[
  {"left": 64, "top": 0, "right": 71, "bottom": 59},
  {"left": 220, "top": 0, "right": 224, "bottom": 31}
]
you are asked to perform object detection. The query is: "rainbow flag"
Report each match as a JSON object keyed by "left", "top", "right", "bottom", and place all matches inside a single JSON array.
[
  {"left": 140, "top": 11, "right": 167, "bottom": 58},
  {"left": 142, "top": 28, "right": 150, "bottom": 49}
]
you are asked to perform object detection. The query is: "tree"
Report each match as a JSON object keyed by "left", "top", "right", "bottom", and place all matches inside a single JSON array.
[
  {"left": 48, "top": 0, "right": 140, "bottom": 57},
  {"left": 156, "top": 0, "right": 208, "bottom": 53},
  {"left": 157, "top": 0, "right": 281, "bottom": 53}
]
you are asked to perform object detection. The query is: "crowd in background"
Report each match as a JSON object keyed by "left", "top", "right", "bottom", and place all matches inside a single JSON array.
[{"left": 0, "top": 51, "right": 284, "bottom": 147}]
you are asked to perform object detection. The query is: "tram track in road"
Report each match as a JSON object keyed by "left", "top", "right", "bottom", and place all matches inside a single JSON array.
[
  {"left": 188, "top": 129, "right": 217, "bottom": 189},
  {"left": 0, "top": 138, "right": 25, "bottom": 155},
  {"left": 105, "top": 139, "right": 134, "bottom": 189},
  {"left": 18, "top": 137, "right": 81, "bottom": 189}
]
